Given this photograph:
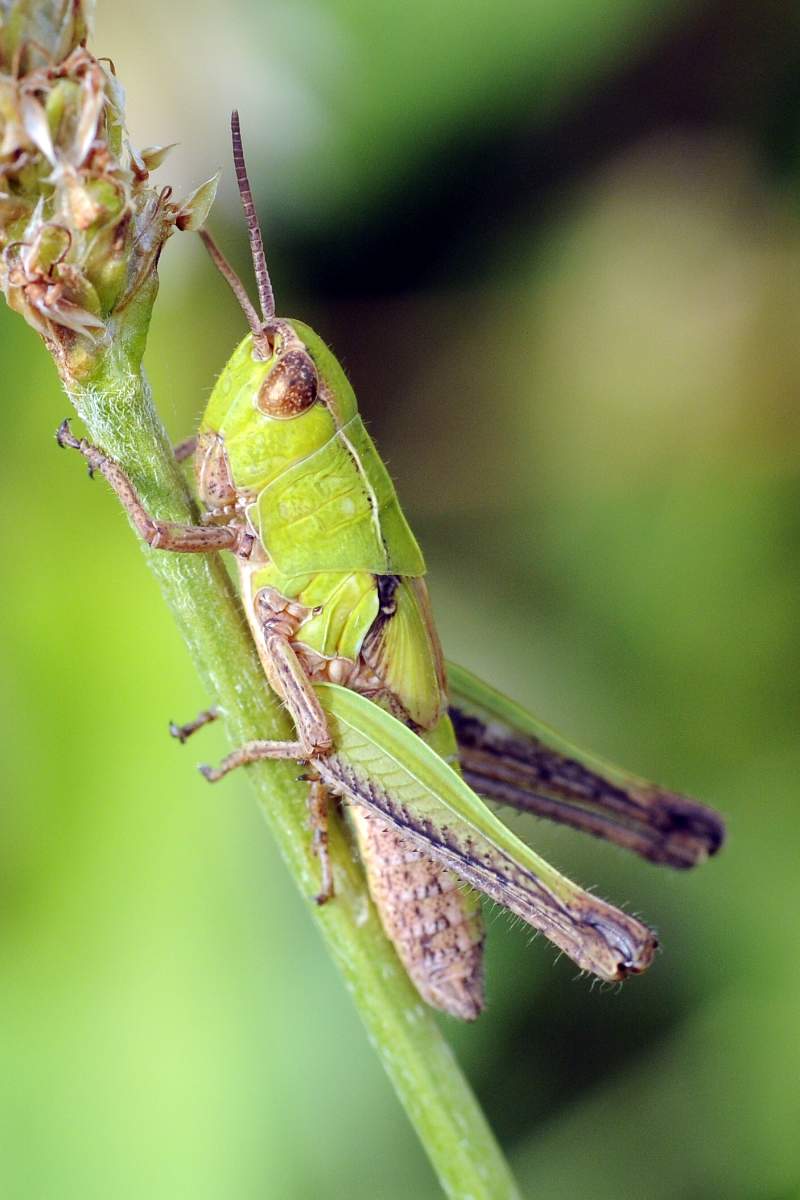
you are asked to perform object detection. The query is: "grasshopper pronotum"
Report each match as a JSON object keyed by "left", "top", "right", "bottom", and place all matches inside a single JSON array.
[{"left": 58, "top": 113, "right": 724, "bottom": 1019}]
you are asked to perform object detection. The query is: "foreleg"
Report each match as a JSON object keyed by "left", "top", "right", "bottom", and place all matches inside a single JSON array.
[{"left": 56, "top": 420, "right": 252, "bottom": 556}]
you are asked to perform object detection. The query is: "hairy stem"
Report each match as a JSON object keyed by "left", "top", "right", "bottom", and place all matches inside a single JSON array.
[{"left": 66, "top": 342, "right": 521, "bottom": 1200}]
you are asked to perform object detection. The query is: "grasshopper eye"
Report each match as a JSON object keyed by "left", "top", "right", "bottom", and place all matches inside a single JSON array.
[{"left": 257, "top": 349, "right": 318, "bottom": 418}]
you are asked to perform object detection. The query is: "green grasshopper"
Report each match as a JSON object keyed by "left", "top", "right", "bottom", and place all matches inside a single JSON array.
[{"left": 57, "top": 113, "right": 724, "bottom": 1020}]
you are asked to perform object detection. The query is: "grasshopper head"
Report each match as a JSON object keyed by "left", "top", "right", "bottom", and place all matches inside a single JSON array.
[
  {"left": 196, "top": 318, "right": 331, "bottom": 508},
  {"left": 196, "top": 113, "right": 360, "bottom": 508}
]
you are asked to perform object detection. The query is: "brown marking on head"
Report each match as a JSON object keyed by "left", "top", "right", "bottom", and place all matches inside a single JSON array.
[
  {"left": 257, "top": 348, "right": 318, "bottom": 418},
  {"left": 195, "top": 431, "right": 237, "bottom": 510}
]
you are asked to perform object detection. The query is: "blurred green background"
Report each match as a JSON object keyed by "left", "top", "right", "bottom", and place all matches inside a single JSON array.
[{"left": 2, "top": 0, "right": 799, "bottom": 1196}]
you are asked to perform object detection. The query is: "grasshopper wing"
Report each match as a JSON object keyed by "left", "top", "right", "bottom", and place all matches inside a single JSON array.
[
  {"left": 446, "top": 661, "right": 725, "bottom": 870},
  {"left": 312, "top": 682, "right": 658, "bottom": 984}
]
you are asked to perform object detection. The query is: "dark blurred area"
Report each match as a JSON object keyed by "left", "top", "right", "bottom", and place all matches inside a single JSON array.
[{"left": 2, "top": 1, "right": 799, "bottom": 1196}]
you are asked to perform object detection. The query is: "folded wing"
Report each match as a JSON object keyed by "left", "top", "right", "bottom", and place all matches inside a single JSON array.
[{"left": 447, "top": 661, "right": 725, "bottom": 870}]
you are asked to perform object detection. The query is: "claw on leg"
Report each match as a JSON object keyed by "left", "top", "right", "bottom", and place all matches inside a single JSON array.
[
  {"left": 308, "top": 780, "right": 334, "bottom": 904},
  {"left": 169, "top": 707, "right": 220, "bottom": 744},
  {"left": 199, "top": 738, "right": 307, "bottom": 783}
]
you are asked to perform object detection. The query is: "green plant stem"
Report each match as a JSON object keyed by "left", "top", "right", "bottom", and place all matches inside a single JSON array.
[{"left": 66, "top": 341, "right": 522, "bottom": 1200}]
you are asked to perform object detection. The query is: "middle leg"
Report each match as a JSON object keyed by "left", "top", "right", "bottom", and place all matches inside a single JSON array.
[
  {"left": 252, "top": 586, "right": 333, "bottom": 758},
  {"left": 169, "top": 707, "right": 219, "bottom": 743},
  {"left": 199, "top": 737, "right": 308, "bottom": 782}
]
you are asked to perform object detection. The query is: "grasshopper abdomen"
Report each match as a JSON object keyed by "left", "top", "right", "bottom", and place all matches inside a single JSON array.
[{"left": 350, "top": 807, "right": 485, "bottom": 1021}]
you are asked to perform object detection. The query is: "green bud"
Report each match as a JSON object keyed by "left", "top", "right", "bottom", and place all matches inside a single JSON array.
[
  {"left": 28, "top": 223, "right": 71, "bottom": 272},
  {"left": 175, "top": 171, "right": 221, "bottom": 231},
  {"left": 139, "top": 144, "right": 177, "bottom": 171}
]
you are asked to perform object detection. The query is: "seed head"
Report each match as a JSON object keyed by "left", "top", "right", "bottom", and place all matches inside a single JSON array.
[{"left": 0, "top": 0, "right": 217, "bottom": 378}]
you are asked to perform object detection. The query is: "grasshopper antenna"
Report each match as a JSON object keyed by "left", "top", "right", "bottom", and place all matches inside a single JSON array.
[
  {"left": 230, "top": 109, "right": 275, "bottom": 322},
  {"left": 197, "top": 227, "right": 264, "bottom": 338}
]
